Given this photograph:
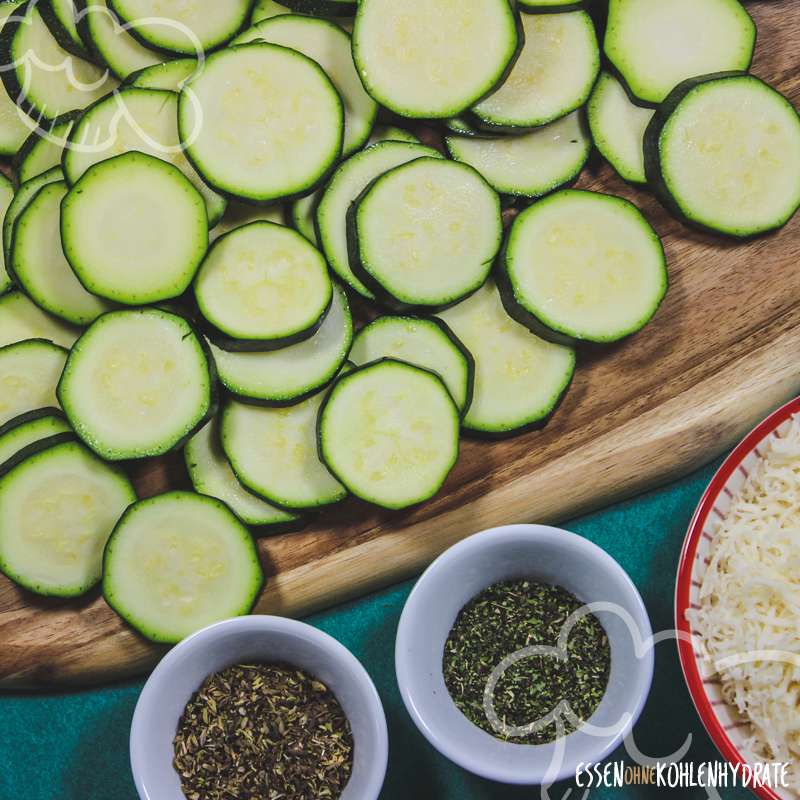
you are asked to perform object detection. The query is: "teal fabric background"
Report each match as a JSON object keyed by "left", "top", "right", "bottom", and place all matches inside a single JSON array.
[{"left": 0, "top": 458, "right": 754, "bottom": 800}]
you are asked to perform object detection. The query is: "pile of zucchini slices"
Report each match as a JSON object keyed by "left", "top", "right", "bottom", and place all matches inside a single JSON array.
[{"left": 0, "top": 0, "right": 796, "bottom": 644}]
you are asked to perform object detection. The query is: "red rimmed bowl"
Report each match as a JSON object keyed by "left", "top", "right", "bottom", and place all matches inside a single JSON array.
[{"left": 675, "top": 395, "right": 800, "bottom": 800}]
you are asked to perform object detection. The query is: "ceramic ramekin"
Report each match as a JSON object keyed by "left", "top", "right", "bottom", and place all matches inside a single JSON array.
[
  {"left": 130, "top": 615, "right": 388, "bottom": 800},
  {"left": 395, "top": 524, "right": 654, "bottom": 785}
]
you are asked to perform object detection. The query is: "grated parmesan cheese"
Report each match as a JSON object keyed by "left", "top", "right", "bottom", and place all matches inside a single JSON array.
[{"left": 689, "top": 414, "right": 800, "bottom": 793}]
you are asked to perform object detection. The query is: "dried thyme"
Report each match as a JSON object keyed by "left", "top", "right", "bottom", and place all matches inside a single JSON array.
[
  {"left": 173, "top": 663, "right": 354, "bottom": 800},
  {"left": 443, "top": 579, "right": 610, "bottom": 745}
]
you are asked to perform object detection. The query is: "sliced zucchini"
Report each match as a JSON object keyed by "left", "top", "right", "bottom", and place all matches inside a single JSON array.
[
  {"left": 519, "top": 0, "right": 585, "bottom": 10},
  {"left": 445, "top": 116, "right": 488, "bottom": 137},
  {"left": 222, "top": 386, "right": 347, "bottom": 511},
  {"left": 282, "top": 0, "right": 355, "bottom": 16},
  {"left": 0, "top": 290, "right": 79, "bottom": 348},
  {"left": 587, "top": 71, "right": 654, "bottom": 184},
  {"left": 233, "top": 15, "right": 376, "bottom": 156},
  {"left": 644, "top": 74, "right": 800, "bottom": 239},
  {"left": 103, "top": 491, "right": 263, "bottom": 644},
  {"left": 252, "top": 0, "right": 291, "bottom": 24},
  {"left": 11, "top": 181, "right": 113, "bottom": 325},
  {"left": 0, "top": 438, "right": 135, "bottom": 597},
  {"left": 472, "top": 10, "right": 599, "bottom": 130},
  {"left": 0, "top": 1, "right": 33, "bottom": 155},
  {"left": 605, "top": 0, "right": 757, "bottom": 105},
  {"left": 209, "top": 282, "right": 352, "bottom": 406},
  {"left": 316, "top": 141, "right": 442, "bottom": 299},
  {"left": 500, "top": 189, "right": 667, "bottom": 343},
  {"left": 179, "top": 43, "right": 343, "bottom": 203},
  {"left": 350, "top": 157, "right": 502, "bottom": 310},
  {"left": 318, "top": 359, "right": 459, "bottom": 509},
  {"left": 39, "top": 0, "right": 89, "bottom": 58},
  {"left": 367, "top": 125, "right": 421, "bottom": 146},
  {"left": 57, "top": 308, "right": 216, "bottom": 460},
  {"left": 446, "top": 110, "right": 590, "bottom": 198},
  {"left": 439, "top": 281, "right": 575, "bottom": 436},
  {"left": 195, "top": 222, "right": 331, "bottom": 351},
  {"left": 0, "top": 407, "right": 70, "bottom": 467},
  {"left": 290, "top": 190, "right": 319, "bottom": 245},
  {"left": 64, "top": 87, "right": 226, "bottom": 226},
  {"left": 0, "top": 172, "right": 15, "bottom": 293},
  {"left": 185, "top": 418, "right": 300, "bottom": 529},
  {"left": 126, "top": 57, "right": 197, "bottom": 91},
  {"left": 350, "top": 316, "right": 473, "bottom": 413},
  {"left": 352, "top": 0, "right": 518, "bottom": 119},
  {"left": 210, "top": 201, "right": 285, "bottom": 243},
  {"left": 108, "top": 0, "right": 253, "bottom": 54},
  {"left": 0, "top": 2, "right": 117, "bottom": 121},
  {"left": 61, "top": 151, "right": 208, "bottom": 305},
  {"left": 13, "top": 110, "right": 77, "bottom": 183},
  {"left": 0, "top": 338, "right": 68, "bottom": 426}
]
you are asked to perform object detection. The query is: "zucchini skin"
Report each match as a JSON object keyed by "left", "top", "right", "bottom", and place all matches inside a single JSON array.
[
  {"left": 425, "top": 316, "right": 476, "bottom": 418},
  {"left": 518, "top": 1, "right": 586, "bottom": 14},
  {"left": 12, "top": 109, "right": 80, "bottom": 182},
  {"left": 280, "top": 0, "right": 355, "bottom": 16},
  {"left": 0, "top": 405, "right": 66, "bottom": 440},
  {"left": 0, "top": 1, "right": 39, "bottom": 122},
  {"left": 38, "top": 0, "right": 95, "bottom": 61},
  {"left": 0, "top": 430, "right": 76, "bottom": 479}
]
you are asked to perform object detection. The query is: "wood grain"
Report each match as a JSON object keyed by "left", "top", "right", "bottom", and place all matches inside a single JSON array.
[{"left": 1, "top": 0, "right": 799, "bottom": 688}]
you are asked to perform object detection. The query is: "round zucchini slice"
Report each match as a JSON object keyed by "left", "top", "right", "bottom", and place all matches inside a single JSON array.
[
  {"left": 126, "top": 58, "right": 198, "bottom": 91},
  {"left": 10, "top": 181, "right": 114, "bottom": 326},
  {"left": 195, "top": 222, "right": 332, "bottom": 351},
  {"left": 350, "top": 316, "right": 474, "bottom": 414},
  {"left": 318, "top": 359, "right": 460, "bottom": 509},
  {"left": 445, "top": 110, "right": 591, "bottom": 198},
  {"left": 604, "top": 0, "right": 756, "bottom": 106},
  {"left": 352, "top": 0, "right": 519, "bottom": 119},
  {"left": 0, "top": 439, "right": 135, "bottom": 597},
  {"left": 472, "top": 10, "right": 599, "bottom": 130},
  {"left": 210, "top": 201, "right": 286, "bottom": 244},
  {"left": 222, "top": 382, "right": 347, "bottom": 511},
  {"left": 185, "top": 418, "right": 300, "bottom": 529},
  {"left": 58, "top": 308, "right": 216, "bottom": 460},
  {"left": 644, "top": 74, "right": 800, "bottom": 239},
  {"left": 61, "top": 152, "right": 208, "bottom": 305},
  {"left": 179, "top": 43, "right": 343, "bottom": 204},
  {"left": 438, "top": 281, "right": 575, "bottom": 437},
  {"left": 500, "top": 189, "right": 667, "bottom": 344},
  {"left": 316, "top": 141, "right": 442, "bottom": 299},
  {"left": 209, "top": 282, "right": 352, "bottom": 406},
  {"left": 0, "top": 339, "right": 68, "bottom": 427},
  {"left": 233, "top": 15, "right": 377, "bottom": 156},
  {"left": 0, "top": 290, "right": 80, "bottom": 349},
  {"left": 0, "top": 172, "right": 15, "bottom": 294},
  {"left": 0, "top": 407, "right": 71, "bottom": 467},
  {"left": 13, "top": 110, "right": 77, "bottom": 183},
  {"left": 587, "top": 71, "right": 654, "bottom": 185},
  {"left": 103, "top": 491, "right": 264, "bottom": 644},
  {"left": 351, "top": 157, "right": 502, "bottom": 310}
]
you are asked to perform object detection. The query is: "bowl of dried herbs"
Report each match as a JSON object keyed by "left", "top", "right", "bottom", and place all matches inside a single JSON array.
[{"left": 395, "top": 524, "right": 654, "bottom": 785}]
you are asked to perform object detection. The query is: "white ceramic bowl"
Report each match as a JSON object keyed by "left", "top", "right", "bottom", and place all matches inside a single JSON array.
[
  {"left": 395, "top": 524, "right": 654, "bottom": 785},
  {"left": 130, "top": 615, "right": 388, "bottom": 800}
]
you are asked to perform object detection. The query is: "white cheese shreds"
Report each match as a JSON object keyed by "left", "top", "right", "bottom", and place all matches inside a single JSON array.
[{"left": 689, "top": 414, "right": 800, "bottom": 793}]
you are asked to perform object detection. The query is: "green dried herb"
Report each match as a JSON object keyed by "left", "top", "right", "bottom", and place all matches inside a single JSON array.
[
  {"left": 173, "top": 663, "right": 354, "bottom": 800},
  {"left": 443, "top": 579, "right": 610, "bottom": 745}
]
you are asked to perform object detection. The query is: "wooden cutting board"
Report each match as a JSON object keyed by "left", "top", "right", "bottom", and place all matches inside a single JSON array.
[{"left": 1, "top": 0, "right": 798, "bottom": 688}]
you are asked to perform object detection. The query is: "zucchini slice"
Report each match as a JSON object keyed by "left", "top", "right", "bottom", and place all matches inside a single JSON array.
[
  {"left": 587, "top": 71, "right": 654, "bottom": 184},
  {"left": 367, "top": 125, "right": 421, "bottom": 146},
  {"left": 61, "top": 151, "right": 208, "bottom": 305},
  {"left": 0, "top": 172, "right": 14, "bottom": 293},
  {"left": 185, "top": 418, "right": 300, "bottom": 529},
  {"left": 446, "top": 110, "right": 590, "bottom": 198},
  {"left": 195, "top": 221, "right": 332, "bottom": 351},
  {"left": 0, "top": 407, "right": 70, "bottom": 467},
  {"left": 318, "top": 359, "right": 459, "bottom": 509},
  {"left": 252, "top": 0, "right": 291, "bottom": 24},
  {"left": 209, "top": 282, "right": 352, "bottom": 406},
  {"left": 438, "top": 281, "right": 575, "bottom": 437},
  {"left": 179, "top": 43, "right": 343, "bottom": 204},
  {"left": 0, "top": 438, "right": 135, "bottom": 597},
  {"left": 103, "top": 491, "right": 263, "bottom": 644},
  {"left": 316, "top": 141, "right": 442, "bottom": 299},
  {"left": 233, "top": 15, "right": 376, "bottom": 156},
  {"left": 39, "top": 0, "right": 88, "bottom": 59},
  {"left": 644, "top": 74, "right": 800, "bottom": 239},
  {"left": 63, "top": 87, "right": 226, "bottom": 226},
  {"left": 58, "top": 308, "right": 216, "bottom": 460},
  {"left": 604, "top": 0, "right": 756, "bottom": 106},
  {"left": 210, "top": 201, "right": 285, "bottom": 244},
  {"left": 0, "top": 338, "right": 68, "bottom": 426},
  {"left": 0, "top": 2, "right": 117, "bottom": 121},
  {"left": 0, "top": 1, "right": 33, "bottom": 155},
  {"left": 519, "top": 0, "right": 585, "bottom": 10},
  {"left": 281, "top": 0, "right": 355, "bottom": 16},
  {"left": 222, "top": 386, "right": 347, "bottom": 511},
  {"left": 0, "top": 290, "right": 79, "bottom": 348},
  {"left": 349, "top": 157, "right": 502, "bottom": 310},
  {"left": 350, "top": 316, "right": 474, "bottom": 414},
  {"left": 108, "top": 0, "right": 253, "bottom": 54},
  {"left": 13, "top": 110, "right": 77, "bottom": 182},
  {"left": 500, "top": 189, "right": 667, "bottom": 344},
  {"left": 126, "top": 57, "right": 197, "bottom": 91},
  {"left": 290, "top": 190, "right": 320, "bottom": 245},
  {"left": 11, "top": 181, "right": 114, "bottom": 325},
  {"left": 472, "top": 10, "right": 599, "bottom": 130},
  {"left": 352, "top": 0, "right": 518, "bottom": 119}
]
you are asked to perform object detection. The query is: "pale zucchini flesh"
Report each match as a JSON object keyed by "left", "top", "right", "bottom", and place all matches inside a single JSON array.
[
  {"left": 14, "top": 111, "right": 77, "bottom": 183},
  {"left": 0, "top": 290, "right": 80, "bottom": 349},
  {"left": 210, "top": 201, "right": 286, "bottom": 244},
  {"left": 0, "top": 173, "right": 15, "bottom": 293},
  {"left": 103, "top": 491, "right": 263, "bottom": 644},
  {"left": 43, "top": 0, "right": 86, "bottom": 56},
  {"left": 367, "top": 125, "right": 420, "bottom": 146},
  {"left": 126, "top": 57, "right": 197, "bottom": 91},
  {"left": 290, "top": 190, "right": 320, "bottom": 245},
  {"left": 0, "top": 407, "right": 71, "bottom": 467},
  {"left": 252, "top": 0, "right": 291, "bottom": 24},
  {"left": 0, "top": 0, "right": 32, "bottom": 155}
]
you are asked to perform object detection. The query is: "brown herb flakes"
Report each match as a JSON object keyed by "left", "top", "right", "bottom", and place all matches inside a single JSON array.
[{"left": 173, "top": 663, "right": 354, "bottom": 800}]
